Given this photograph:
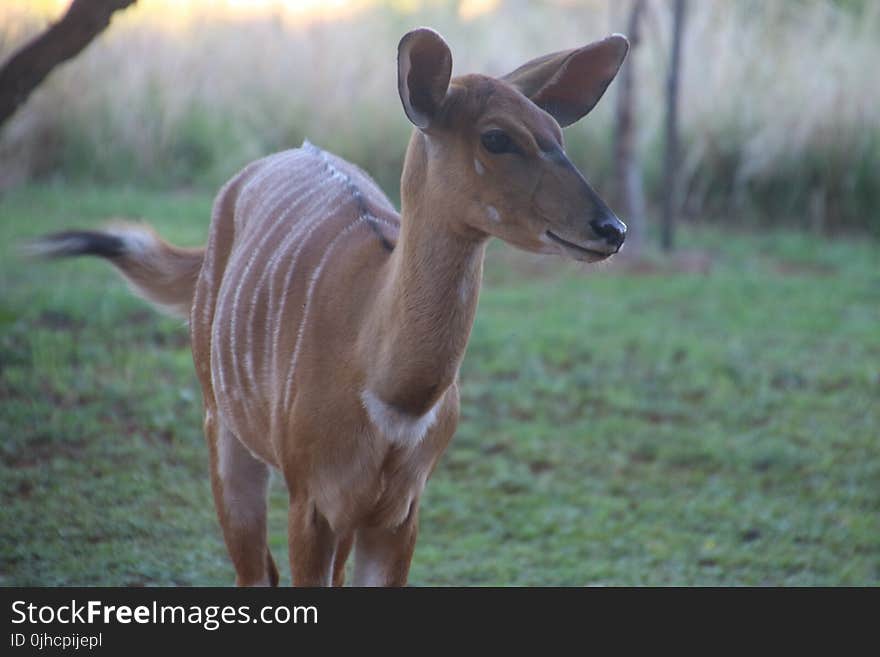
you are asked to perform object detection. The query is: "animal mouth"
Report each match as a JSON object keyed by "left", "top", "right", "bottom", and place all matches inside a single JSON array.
[{"left": 545, "top": 230, "right": 616, "bottom": 261}]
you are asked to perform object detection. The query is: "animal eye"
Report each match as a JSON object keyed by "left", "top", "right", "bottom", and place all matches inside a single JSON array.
[{"left": 481, "top": 130, "right": 514, "bottom": 155}]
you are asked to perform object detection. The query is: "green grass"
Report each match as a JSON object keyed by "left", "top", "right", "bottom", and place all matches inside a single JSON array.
[{"left": 1, "top": 183, "right": 878, "bottom": 586}]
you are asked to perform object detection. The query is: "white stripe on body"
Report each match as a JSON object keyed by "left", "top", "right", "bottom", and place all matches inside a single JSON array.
[
  {"left": 280, "top": 213, "right": 399, "bottom": 413},
  {"left": 271, "top": 147, "right": 399, "bottom": 411},
  {"left": 280, "top": 213, "right": 397, "bottom": 415},
  {"left": 217, "top": 156, "right": 300, "bottom": 425},
  {"left": 240, "top": 167, "right": 344, "bottom": 409},
  {"left": 232, "top": 153, "right": 295, "bottom": 233},
  {"left": 210, "top": 143, "right": 402, "bottom": 447},
  {"left": 196, "top": 161, "right": 267, "bottom": 341},
  {"left": 211, "top": 154, "right": 297, "bottom": 406},
  {"left": 227, "top": 163, "right": 309, "bottom": 426},
  {"left": 281, "top": 215, "right": 374, "bottom": 411},
  {"left": 307, "top": 143, "right": 397, "bottom": 216},
  {"left": 266, "top": 182, "right": 353, "bottom": 407},
  {"left": 247, "top": 183, "right": 331, "bottom": 397}
]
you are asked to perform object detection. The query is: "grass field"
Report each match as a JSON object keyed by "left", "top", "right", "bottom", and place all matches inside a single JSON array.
[{"left": 1, "top": 183, "right": 878, "bottom": 586}]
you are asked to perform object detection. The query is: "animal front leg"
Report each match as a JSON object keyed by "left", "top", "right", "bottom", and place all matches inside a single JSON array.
[
  {"left": 332, "top": 531, "right": 354, "bottom": 586},
  {"left": 287, "top": 498, "right": 340, "bottom": 587},
  {"left": 352, "top": 503, "right": 420, "bottom": 587}
]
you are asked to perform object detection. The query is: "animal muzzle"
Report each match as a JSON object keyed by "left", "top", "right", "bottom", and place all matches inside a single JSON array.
[{"left": 589, "top": 213, "right": 627, "bottom": 252}]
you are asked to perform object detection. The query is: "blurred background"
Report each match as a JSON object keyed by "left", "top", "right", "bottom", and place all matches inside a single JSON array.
[
  {"left": 0, "top": 0, "right": 877, "bottom": 586},
  {"left": 2, "top": 0, "right": 879, "bottom": 232}
]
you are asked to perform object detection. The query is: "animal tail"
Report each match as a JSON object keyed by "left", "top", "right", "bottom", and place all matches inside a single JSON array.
[{"left": 27, "top": 222, "right": 204, "bottom": 320}]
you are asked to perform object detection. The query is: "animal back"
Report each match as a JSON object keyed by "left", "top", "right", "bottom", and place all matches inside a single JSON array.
[{"left": 206, "top": 143, "right": 399, "bottom": 448}]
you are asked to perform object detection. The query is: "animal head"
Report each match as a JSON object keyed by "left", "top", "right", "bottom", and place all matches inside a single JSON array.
[{"left": 398, "top": 28, "right": 628, "bottom": 262}]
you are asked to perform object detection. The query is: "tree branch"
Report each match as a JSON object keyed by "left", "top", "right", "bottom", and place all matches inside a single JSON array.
[
  {"left": 0, "top": 0, "right": 136, "bottom": 127},
  {"left": 613, "top": 0, "right": 647, "bottom": 255},
  {"left": 661, "top": 0, "right": 687, "bottom": 252}
]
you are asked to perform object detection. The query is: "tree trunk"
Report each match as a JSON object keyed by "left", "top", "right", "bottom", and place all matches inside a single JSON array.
[
  {"left": 661, "top": 0, "right": 687, "bottom": 252},
  {"left": 0, "top": 0, "right": 136, "bottom": 127},
  {"left": 613, "top": 0, "right": 647, "bottom": 256}
]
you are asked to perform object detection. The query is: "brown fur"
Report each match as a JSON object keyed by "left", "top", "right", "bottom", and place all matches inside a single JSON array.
[
  {"left": 37, "top": 29, "right": 628, "bottom": 586},
  {"left": 108, "top": 225, "right": 204, "bottom": 319}
]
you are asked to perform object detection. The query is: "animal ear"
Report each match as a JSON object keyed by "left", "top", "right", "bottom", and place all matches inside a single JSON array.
[
  {"left": 501, "top": 34, "right": 629, "bottom": 127},
  {"left": 397, "top": 28, "right": 453, "bottom": 130}
]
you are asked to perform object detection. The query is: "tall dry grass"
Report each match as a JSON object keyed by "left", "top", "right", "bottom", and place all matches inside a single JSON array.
[{"left": 1, "top": 0, "right": 878, "bottom": 230}]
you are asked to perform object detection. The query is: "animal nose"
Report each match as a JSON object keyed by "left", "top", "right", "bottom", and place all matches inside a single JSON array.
[{"left": 590, "top": 214, "right": 627, "bottom": 251}]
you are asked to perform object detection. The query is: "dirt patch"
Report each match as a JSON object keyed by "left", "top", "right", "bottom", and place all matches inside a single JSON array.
[
  {"left": 773, "top": 260, "right": 837, "bottom": 276},
  {"left": 3, "top": 433, "right": 89, "bottom": 468},
  {"left": 615, "top": 250, "right": 714, "bottom": 275},
  {"left": 528, "top": 459, "right": 555, "bottom": 474},
  {"left": 35, "top": 310, "right": 84, "bottom": 331}
]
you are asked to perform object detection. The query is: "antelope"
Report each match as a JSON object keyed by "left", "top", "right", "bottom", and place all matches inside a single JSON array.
[{"left": 33, "top": 28, "right": 628, "bottom": 586}]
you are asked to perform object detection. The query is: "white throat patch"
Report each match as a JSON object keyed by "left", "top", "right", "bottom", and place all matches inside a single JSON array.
[{"left": 360, "top": 389, "right": 442, "bottom": 446}]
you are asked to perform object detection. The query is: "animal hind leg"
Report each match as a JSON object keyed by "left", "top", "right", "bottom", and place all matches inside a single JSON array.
[{"left": 206, "top": 409, "right": 279, "bottom": 586}]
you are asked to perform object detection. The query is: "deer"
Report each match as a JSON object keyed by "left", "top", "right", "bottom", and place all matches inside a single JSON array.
[{"left": 32, "top": 28, "right": 628, "bottom": 586}]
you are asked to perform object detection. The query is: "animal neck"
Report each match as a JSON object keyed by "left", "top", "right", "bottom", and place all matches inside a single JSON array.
[{"left": 360, "top": 132, "right": 487, "bottom": 416}]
